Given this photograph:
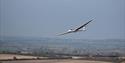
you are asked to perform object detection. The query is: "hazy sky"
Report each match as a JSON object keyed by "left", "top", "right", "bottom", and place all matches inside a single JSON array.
[{"left": 0, "top": 0, "right": 125, "bottom": 39}]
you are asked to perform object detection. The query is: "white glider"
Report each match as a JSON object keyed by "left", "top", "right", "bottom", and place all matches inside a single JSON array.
[{"left": 58, "top": 19, "right": 93, "bottom": 35}]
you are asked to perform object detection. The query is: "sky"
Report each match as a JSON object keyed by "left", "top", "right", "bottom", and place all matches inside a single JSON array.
[{"left": 0, "top": 0, "right": 125, "bottom": 39}]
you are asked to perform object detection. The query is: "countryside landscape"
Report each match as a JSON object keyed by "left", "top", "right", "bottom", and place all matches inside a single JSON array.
[{"left": 0, "top": 36, "right": 125, "bottom": 63}]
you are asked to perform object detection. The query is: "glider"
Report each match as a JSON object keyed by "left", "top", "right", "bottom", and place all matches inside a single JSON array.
[{"left": 58, "top": 19, "right": 93, "bottom": 35}]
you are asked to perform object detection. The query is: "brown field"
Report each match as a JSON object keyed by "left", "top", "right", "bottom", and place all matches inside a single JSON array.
[
  {"left": 0, "top": 59, "right": 113, "bottom": 63},
  {"left": 0, "top": 54, "right": 125, "bottom": 63}
]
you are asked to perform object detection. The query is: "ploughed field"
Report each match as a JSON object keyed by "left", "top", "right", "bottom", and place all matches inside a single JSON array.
[
  {"left": 0, "top": 59, "right": 114, "bottom": 63},
  {"left": 1, "top": 54, "right": 125, "bottom": 63}
]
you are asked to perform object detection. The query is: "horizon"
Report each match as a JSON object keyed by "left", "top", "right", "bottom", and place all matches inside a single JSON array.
[{"left": 0, "top": 36, "right": 125, "bottom": 40}]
